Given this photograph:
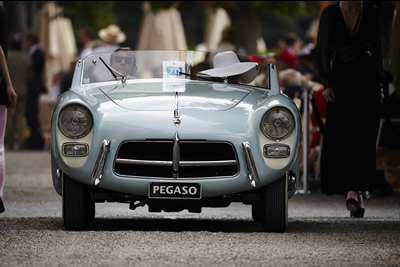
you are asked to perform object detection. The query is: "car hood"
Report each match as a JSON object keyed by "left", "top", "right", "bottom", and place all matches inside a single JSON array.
[{"left": 96, "top": 81, "right": 253, "bottom": 111}]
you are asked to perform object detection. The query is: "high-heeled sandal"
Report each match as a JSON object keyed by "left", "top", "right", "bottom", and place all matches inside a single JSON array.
[
  {"left": 353, "top": 192, "right": 365, "bottom": 218},
  {"left": 346, "top": 197, "right": 360, "bottom": 212}
]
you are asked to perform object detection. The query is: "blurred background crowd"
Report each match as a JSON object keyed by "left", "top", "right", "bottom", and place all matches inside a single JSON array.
[{"left": 1, "top": 1, "right": 399, "bottom": 194}]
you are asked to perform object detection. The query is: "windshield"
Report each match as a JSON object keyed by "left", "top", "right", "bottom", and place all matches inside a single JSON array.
[{"left": 80, "top": 50, "right": 270, "bottom": 88}]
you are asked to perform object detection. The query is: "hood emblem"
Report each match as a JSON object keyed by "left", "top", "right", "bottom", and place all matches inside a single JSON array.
[{"left": 173, "top": 92, "right": 181, "bottom": 126}]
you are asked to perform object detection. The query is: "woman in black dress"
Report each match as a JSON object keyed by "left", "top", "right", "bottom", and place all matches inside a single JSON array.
[
  {"left": 0, "top": 6, "right": 17, "bottom": 213},
  {"left": 315, "top": 1, "right": 384, "bottom": 217}
]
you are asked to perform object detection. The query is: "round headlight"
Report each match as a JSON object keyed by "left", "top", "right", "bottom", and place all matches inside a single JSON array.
[
  {"left": 261, "top": 108, "right": 294, "bottom": 140},
  {"left": 58, "top": 105, "right": 93, "bottom": 139}
]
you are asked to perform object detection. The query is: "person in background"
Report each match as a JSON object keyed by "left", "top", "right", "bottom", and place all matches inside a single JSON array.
[
  {"left": 297, "top": 37, "right": 316, "bottom": 81},
  {"left": 93, "top": 24, "right": 126, "bottom": 54},
  {"left": 315, "top": 1, "right": 384, "bottom": 217},
  {"left": 23, "top": 32, "right": 46, "bottom": 150},
  {"left": 50, "top": 71, "right": 63, "bottom": 98},
  {"left": 278, "top": 32, "right": 301, "bottom": 70},
  {"left": 0, "top": 6, "right": 18, "bottom": 213},
  {"left": 59, "top": 57, "right": 79, "bottom": 96},
  {"left": 251, "top": 53, "right": 278, "bottom": 88},
  {"left": 279, "top": 68, "right": 322, "bottom": 98},
  {"left": 209, "top": 26, "right": 247, "bottom": 67},
  {"left": 77, "top": 26, "right": 99, "bottom": 59},
  {"left": 215, "top": 26, "right": 246, "bottom": 56},
  {"left": 308, "top": 87, "right": 328, "bottom": 189},
  {"left": 392, "top": 2, "right": 400, "bottom": 97},
  {"left": 5, "top": 33, "right": 31, "bottom": 150},
  {"left": 109, "top": 47, "right": 137, "bottom": 78}
]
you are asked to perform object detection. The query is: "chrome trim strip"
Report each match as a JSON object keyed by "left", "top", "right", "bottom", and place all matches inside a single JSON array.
[
  {"left": 173, "top": 132, "right": 180, "bottom": 177},
  {"left": 116, "top": 159, "right": 172, "bottom": 166},
  {"left": 180, "top": 160, "right": 237, "bottom": 166},
  {"left": 115, "top": 159, "right": 237, "bottom": 166},
  {"left": 89, "top": 139, "right": 111, "bottom": 186},
  {"left": 242, "top": 141, "right": 260, "bottom": 187}
]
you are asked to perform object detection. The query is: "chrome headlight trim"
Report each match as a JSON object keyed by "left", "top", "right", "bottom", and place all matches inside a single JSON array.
[
  {"left": 58, "top": 104, "right": 93, "bottom": 139},
  {"left": 261, "top": 107, "right": 295, "bottom": 140}
]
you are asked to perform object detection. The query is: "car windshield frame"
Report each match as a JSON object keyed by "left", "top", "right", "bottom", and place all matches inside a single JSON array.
[{"left": 78, "top": 50, "right": 271, "bottom": 89}]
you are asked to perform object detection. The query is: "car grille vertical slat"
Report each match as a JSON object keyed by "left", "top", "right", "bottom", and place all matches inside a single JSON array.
[{"left": 114, "top": 141, "right": 239, "bottom": 178}]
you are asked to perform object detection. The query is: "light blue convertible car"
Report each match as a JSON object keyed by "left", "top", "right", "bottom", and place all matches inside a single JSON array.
[{"left": 50, "top": 49, "right": 301, "bottom": 231}]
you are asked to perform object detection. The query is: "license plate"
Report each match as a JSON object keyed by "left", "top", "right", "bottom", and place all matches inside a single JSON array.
[{"left": 149, "top": 182, "right": 202, "bottom": 199}]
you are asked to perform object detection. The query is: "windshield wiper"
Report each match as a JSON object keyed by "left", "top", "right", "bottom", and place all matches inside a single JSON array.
[
  {"left": 179, "top": 72, "right": 220, "bottom": 82},
  {"left": 99, "top": 56, "right": 126, "bottom": 86}
]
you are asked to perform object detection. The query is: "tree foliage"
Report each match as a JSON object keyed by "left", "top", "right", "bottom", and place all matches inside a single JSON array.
[
  {"left": 58, "top": 1, "right": 118, "bottom": 32},
  {"left": 163, "top": 1, "right": 320, "bottom": 18}
]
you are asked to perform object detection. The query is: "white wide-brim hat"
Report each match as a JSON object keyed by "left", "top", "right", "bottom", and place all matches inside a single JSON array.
[
  {"left": 199, "top": 51, "right": 259, "bottom": 83},
  {"left": 98, "top": 24, "right": 126, "bottom": 44}
]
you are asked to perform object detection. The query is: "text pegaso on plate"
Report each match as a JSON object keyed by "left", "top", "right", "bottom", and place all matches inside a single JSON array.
[{"left": 149, "top": 182, "right": 201, "bottom": 199}]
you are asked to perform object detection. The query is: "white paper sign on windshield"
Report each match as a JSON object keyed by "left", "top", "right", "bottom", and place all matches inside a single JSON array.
[
  {"left": 162, "top": 61, "right": 186, "bottom": 92},
  {"left": 162, "top": 61, "right": 186, "bottom": 79}
]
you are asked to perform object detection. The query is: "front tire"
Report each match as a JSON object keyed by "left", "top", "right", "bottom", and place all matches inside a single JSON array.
[
  {"left": 257, "top": 175, "right": 288, "bottom": 232},
  {"left": 62, "top": 175, "right": 95, "bottom": 230},
  {"left": 251, "top": 202, "right": 262, "bottom": 222}
]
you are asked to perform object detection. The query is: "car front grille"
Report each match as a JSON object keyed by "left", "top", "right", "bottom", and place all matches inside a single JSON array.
[{"left": 114, "top": 140, "right": 239, "bottom": 178}]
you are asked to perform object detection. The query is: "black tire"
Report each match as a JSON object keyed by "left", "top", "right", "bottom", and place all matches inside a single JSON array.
[
  {"left": 251, "top": 202, "right": 262, "bottom": 222},
  {"left": 87, "top": 197, "right": 95, "bottom": 223},
  {"left": 259, "top": 175, "right": 288, "bottom": 232},
  {"left": 62, "top": 175, "right": 95, "bottom": 230}
]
